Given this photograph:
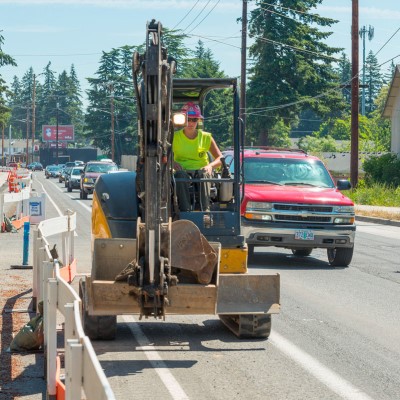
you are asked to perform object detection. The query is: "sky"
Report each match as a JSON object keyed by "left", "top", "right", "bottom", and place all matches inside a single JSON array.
[{"left": 1, "top": 0, "right": 400, "bottom": 108}]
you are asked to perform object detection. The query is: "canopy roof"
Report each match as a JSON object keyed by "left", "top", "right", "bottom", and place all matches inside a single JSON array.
[{"left": 172, "top": 78, "right": 237, "bottom": 106}]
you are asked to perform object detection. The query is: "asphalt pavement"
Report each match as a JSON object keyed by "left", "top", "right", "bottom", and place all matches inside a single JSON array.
[{"left": 0, "top": 170, "right": 399, "bottom": 399}]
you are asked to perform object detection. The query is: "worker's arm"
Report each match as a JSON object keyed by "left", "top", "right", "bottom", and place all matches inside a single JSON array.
[{"left": 202, "top": 137, "right": 222, "bottom": 175}]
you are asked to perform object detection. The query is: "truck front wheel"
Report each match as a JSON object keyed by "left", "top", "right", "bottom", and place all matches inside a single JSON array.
[{"left": 327, "top": 247, "right": 354, "bottom": 267}]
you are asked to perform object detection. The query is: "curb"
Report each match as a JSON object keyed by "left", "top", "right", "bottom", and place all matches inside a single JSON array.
[{"left": 355, "top": 215, "right": 400, "bottom": 227}]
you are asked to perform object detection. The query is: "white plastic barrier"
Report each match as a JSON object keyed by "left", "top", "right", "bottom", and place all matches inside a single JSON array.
[
  {"left": 0, "top": 182, "right": 31, "bottom": 231},
  {"left": 33, "top": 211, "right": 115, "bottom": 400}
]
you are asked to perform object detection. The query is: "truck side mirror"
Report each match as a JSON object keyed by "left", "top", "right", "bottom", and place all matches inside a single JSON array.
[{"left": 336, "top": 179, "right": 351, "bottom": 190}]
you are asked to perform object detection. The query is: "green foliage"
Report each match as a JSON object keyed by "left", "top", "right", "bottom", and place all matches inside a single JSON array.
[
  {"left": 85, "top": 46, "right": 138, "bottom": 162},
  {"left": 298, "top": 134, "right": 339, "bottom": 153},
  {"left": 363, "top": 153, "right": 400, "bottom": 187},
  {"left": 365, "top": 51, "right": 384, "bottom": 115},
  {"left": 346, "top": 182, "right": 400, "bottom": 206},
  {"left": 335, "top": 52, "right": 351, "bottom": 106},
  {"left": 0, "top": 32, "right": 17, "bottom": 123},
  {"left": 246, "top": 0, "right": 346, "bottom": 146}
]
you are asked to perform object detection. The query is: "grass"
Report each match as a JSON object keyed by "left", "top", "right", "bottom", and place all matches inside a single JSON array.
[
  {"left": 347, "top": 182, "right": 400, "bottom": 207},
  {"left": 346, "top": 182, "right": 400, "bottom": 221}
]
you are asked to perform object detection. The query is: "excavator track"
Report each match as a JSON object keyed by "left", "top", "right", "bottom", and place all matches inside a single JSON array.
[{"left": 219, "top": 314, "right": 272, "bottom": 339}]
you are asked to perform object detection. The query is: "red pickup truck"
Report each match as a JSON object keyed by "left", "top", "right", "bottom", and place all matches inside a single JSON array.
[{"left": 223, "top": 148, "right": 355, "bottom": 267}]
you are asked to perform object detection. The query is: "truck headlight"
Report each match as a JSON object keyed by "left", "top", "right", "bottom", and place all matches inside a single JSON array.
[
  {"left": 333, "top": 206, "right": 354, "bottom": 213},
  {"left": 245, "top": 202, "right": 273, "bottom": 221},
  {"left": 246, "top": 202, "right": 273, "bottom": 211}
]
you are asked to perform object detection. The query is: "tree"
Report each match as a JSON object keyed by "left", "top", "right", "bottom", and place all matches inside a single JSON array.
[
  {"left": 336, "top": 52, "right": 351, "bottom": 106},
  {"left": 85, "top": 47, "right": 138, "bottom": 162},
  {"left": 247, "top": 0, "right": 345, "bottom": 146},
  {"left": 0, "top": 32, "right": 17, "bottom": 124},
  {"left": 365, "top": 51, "right": 384, "bottom": 115}
]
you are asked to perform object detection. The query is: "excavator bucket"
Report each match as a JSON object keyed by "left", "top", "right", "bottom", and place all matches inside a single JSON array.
[{"left": 171, "top": 220, "right": 218, "bottom": 284}]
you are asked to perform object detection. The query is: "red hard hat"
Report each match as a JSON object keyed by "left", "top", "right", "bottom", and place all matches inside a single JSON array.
[{"left": 181, "top": 102, "right": 203, "bottom": 118}]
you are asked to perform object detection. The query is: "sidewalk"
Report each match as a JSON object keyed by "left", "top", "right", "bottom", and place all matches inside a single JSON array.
[{"left": 0, "top": 173, "right": 46, "bottom": 399}]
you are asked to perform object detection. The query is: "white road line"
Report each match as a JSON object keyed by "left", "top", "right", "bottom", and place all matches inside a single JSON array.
[
  {"left": 269, "top": 331, "right": 374, "bottom": 400},
  {"left": 122, "top": 315, "right": 189, "bottom": 400},
  {"left": 47, "top": 179, "right": 64, "bottom": 193},
  {"left": 37, "top": 180, "right": 63, "bottom": 217},
  {"left": 37, "top": 181, "right": 80, "bottom": 236},
  {"left": 76, "top": 182, "right": 372, "bottom": 400}
]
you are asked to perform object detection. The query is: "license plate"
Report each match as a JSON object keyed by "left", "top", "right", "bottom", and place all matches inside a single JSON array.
[{"left": 294, "top": 230, "right": 314, "bottom": 240}]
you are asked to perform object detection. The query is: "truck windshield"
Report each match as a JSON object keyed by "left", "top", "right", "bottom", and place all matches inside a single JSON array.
[
  {"left": 86, "top": 164, "right": 117, "bottom": 173},
  {"left": 244, "top": 158, "right": 335, "bottom": 188}
]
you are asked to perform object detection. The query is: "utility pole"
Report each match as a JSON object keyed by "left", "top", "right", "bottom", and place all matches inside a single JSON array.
[
  {"left": 26, "top": 106, "right": 30, "bottom": 166},
  {"left": 359, "top": 25, "right": 374, "bottom": 115},
  {"left": 32, "top": 74, "right": 36, "bottom": 164},
  {"left": 56, "top": 99, "right": 59, "bottom": 165},
  {"left": 110, "top": 84, "right": 115, "bottom": 161},
  {"left": 8, "top": 125, "right": 11, "bottom": 162},
  {"left": 1, "top": 124, "right": 4, "bottom": 167},
  {"left": 240, "top": 0, "right": 247, "bottom": 142},
  {"left": 351, "top": 0, "right": 359, "bottom": 188}
]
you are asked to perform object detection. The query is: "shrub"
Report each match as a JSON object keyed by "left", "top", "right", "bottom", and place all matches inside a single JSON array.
[{"left": 363, "top": 153, "right": 400, "bottom": 187}]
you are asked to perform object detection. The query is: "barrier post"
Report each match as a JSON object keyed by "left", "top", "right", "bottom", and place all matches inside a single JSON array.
[
  {"left": 64, "top": 303, "right": 76, "bottom": 342},
  {"left": 65, "top": 339, "right": 83, "bottom": 400},
  {"left": 0, "top": 193, "right": 4, "bottom": 232},
  {"left": 46, "top": 277, "right": 58, "bottom": 397},
  {"left": 22, "top": 221, "right": 30, "bottom": 265}
]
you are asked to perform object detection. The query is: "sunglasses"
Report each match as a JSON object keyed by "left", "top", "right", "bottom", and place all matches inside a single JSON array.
[{"left": 188, "top": 117, "right": 199, "bottom": 122}]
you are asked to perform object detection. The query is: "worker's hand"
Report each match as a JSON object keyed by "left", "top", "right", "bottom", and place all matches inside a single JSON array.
[
  {"left": 202, "top": 165, "right": 213, "bottom": 175},
  {"left": 173, "top": 162, "right": 183, "bottom": 171}
]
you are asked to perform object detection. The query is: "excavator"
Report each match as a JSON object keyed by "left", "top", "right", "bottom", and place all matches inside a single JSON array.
[{"left": 79, "top": 20, "right": 280, "bottom": 339}]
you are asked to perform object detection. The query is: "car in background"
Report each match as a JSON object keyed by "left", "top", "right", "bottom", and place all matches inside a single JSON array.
[
  {"left": 63, "top": 167, "right": 74, "bottom": 187},
  {"left": 27, "top": 162, "right": 44, "bottom": 171},
  {"left": 80, "top": 160, "right": 118, "bottom": 199},
  {"left": 7, "top": 162, "right": 18, "bottom": 169},
  {"left": 67, "top": 166, "right": 84, "bottom": 192},
  {"left": 223, "top": 148, "right": 356, "bottom": 267},
  {"left": 33, "top": 162, "right": 44, "bottom": 171},
  {"left": 45, "top": 165, "right": 62, "bottom": 178}
]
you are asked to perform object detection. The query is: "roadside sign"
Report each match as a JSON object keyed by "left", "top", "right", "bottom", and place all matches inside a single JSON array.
[
  {"left": 29, "top": 193, "right": 46, "bottom": 224},
  {"left": 42, "top": 125, "right": 74, "bottom": 141}
]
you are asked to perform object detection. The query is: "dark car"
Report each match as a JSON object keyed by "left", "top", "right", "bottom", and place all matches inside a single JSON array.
[
  {"left": 45, "top": 165, "right": 62, "bottom": 178},
  {"left": 32, "top": 162, "right": 44, "bottom": 171}
]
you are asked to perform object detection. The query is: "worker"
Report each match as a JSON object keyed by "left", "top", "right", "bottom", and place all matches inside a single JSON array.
[{"left": 173, "top": 102, "right": 222, "bottom": 211}]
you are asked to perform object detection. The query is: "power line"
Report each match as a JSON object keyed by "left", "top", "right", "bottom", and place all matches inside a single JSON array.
[
  {"left": 172, "top": 0, "right": 201, "bottom": 30},
  {"left": 187, "top": 0, "right": 221, "bottom": 34},
  {"left": 182, "top": 0, "right": 213, "bottom": 32}
]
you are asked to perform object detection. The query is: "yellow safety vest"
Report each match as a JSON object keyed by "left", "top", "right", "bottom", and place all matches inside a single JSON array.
[{"left": 173, "top": 129, "right": 212, "bottom": 170}]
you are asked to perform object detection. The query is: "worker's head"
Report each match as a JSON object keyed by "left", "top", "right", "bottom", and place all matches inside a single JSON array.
[{"left": 181, "top": 102, "right": 203, "bottom": 124}]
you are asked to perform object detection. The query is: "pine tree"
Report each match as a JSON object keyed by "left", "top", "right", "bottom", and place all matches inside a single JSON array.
[
  {"left": 0, "top": 32, "right": 17, "bottom": 125},
  {"left": 336, "top": 52, "right": 352, "bottom": 106},
  {"left": 365, "top": 51, "right": 384, "bottom": 115},
  {"left": 247, "top": 0, "right": 345, "bottom": 146}
]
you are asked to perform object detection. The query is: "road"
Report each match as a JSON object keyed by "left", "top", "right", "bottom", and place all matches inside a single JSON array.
[{"left": 33, "top": 172, "right": 400, "bottom": 400}]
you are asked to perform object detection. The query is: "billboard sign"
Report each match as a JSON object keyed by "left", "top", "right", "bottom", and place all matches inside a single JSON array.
[
  {"left": 48, "top": 142, "right": 67, "bottom": 149},
  {"left": 42, "top": 125, "right": 74, "bottom": 141}
]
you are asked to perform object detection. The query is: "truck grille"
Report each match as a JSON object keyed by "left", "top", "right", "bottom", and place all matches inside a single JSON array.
[
  {"left": 274, "top": 204, "right": 333, "bottom": 213},
  {"left": 275, "top": 215, "right": 331, "bottom": 222}
]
